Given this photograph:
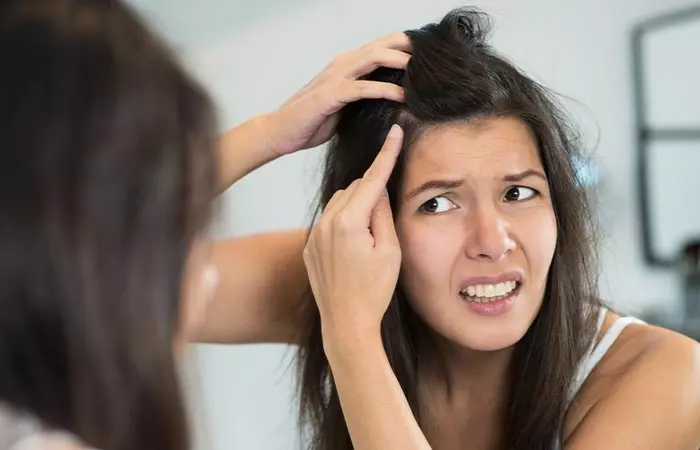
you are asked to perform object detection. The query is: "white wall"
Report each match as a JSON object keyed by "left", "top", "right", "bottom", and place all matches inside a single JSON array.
[{"left": 128, "top": 1, "right": 700, "bottom": 449}]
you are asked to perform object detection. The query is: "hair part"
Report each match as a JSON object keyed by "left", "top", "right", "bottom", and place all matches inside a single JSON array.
[{"left": 297, "top": 7, "right": 601, "bottom": 450}]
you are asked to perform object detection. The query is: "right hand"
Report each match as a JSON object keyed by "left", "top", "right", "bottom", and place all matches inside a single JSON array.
[
  {"left": 264, "top": 33, "right": 411, "bottom": 157},
  {"left": 303, "top": 125, "right": 404, "bottom": 343}
]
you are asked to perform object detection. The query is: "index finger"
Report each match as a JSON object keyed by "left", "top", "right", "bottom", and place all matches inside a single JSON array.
[
  {"left": 345, "top": 124, "right": 404, "bottom": 222},
  {"left": 368, "top": 32, "right": 413, "bottom": 53}
]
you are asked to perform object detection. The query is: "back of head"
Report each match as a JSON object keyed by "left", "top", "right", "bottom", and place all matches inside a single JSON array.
[
  {"left": 298, "top": 8, "right": 599, "bottom": 450},
  {"left": 0, "top": 1, "right": 216, "bottom": 448}
]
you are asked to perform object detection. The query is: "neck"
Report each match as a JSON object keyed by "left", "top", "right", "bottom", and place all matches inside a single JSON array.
[{"left": 417, "top": 326, "right": 513, "bottom": 414}]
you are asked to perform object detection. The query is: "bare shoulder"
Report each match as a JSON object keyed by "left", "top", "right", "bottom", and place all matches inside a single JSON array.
[
  {"left": 10, "top": 433, "right": 91, "bottom": 450},
  {"left": 596, "top": 313, "right": 700, "bottom": 379},
  {"left": 563, "top": 311, "right": 700, "bottom": 448}
]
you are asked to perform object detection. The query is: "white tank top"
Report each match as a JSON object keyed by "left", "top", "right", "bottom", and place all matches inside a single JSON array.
[{"left": 553, "top": 307, "right": 646, "bottom": 449}]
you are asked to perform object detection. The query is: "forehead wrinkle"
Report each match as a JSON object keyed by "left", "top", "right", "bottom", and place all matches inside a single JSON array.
[{"left": 401, "top": 118, "right": 543, "bottom": 188}]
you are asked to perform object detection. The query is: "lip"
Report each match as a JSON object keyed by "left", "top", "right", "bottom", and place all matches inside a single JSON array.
[
  {"left": 458, "top": 270, "right": 524, "bottom": 290},
  {"left": 462, "top": 285, "right": 521, "bottom": 316}
]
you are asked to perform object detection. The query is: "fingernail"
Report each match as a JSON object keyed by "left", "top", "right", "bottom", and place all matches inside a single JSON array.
[{"left": 388, "top": 124, "right": 402, "bottom": 139}]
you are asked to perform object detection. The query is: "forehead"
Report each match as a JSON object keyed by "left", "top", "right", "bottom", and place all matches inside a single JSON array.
[{"left": 403, "top": 117, "right": 542, "bottom": 183}]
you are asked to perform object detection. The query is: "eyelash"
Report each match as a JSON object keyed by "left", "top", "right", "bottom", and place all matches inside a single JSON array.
[
  {"left": 418, "top": 186, "right": 540, "bottom": 215},
  {"left": 503, "top": 185, "right": 539, "bottom": 202},
  {"left": 419, "top": 196, "right": 456, "bottom": 214}
]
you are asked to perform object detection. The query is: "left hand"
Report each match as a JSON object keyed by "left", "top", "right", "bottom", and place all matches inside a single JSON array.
[
  {"left": 303, "top": 125, "right": 404, "bottom": 342},
  {"left": 265, "top": 33, "right": 411, "bottom": 157}
]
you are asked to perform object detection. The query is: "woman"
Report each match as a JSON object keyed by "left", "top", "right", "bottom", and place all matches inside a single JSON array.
[
  {"left": 0, "top": 0, "right": 409, "bottom": 448},
  {"left": 301, "top": 8, "right": 700, "bottom": 450}
]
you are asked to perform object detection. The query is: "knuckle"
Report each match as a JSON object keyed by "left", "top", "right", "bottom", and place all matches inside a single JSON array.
[
  {"left": 345, "top": 179, "right": 361, "bottom": 194},
  {"left": 365, "top": 46, "right": 380, "bottom": 61},
  {"left": 335, "top": 212, "right": 355, "bottom": 232},
  {"left": 317, "top": 216, "right": 332, "bottom": 233},
  {"left": 331, "top": 52, "right": 351, "bottom": 69},
  {"left": 351, "top": 81, "right": 365, "bottom": 96},
  {"left": 390, "top": 31, "right": 406, "bottom": 42},
  {"left": 327, "top": 189, "right": 345, "bottom": 205}
]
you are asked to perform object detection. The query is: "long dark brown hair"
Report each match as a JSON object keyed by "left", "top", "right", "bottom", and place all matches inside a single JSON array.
[
  {"left": 297, "top": 8, "right": 601, "bottom": 450},
  {"left": 0, "top": 1, "right": 216, "bottom": 449}
]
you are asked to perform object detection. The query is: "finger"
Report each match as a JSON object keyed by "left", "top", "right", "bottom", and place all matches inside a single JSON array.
[
  {"left": 369, "top": 32, "right": 413, "bottom": 53},
  {"left": 346, "top": 125, "right": 404, "bottom": 221},
  {"left": 334, "top": 179, "right": 362, "bottom": 213},
  {"left": 322, "top": 189, "right": 346, "bottom": 218},
  {"left": 369, "top": 190, "right": 399, "bottom": 247},
  {"left": 349, "top": 48, "right": 411, "bottom": 78},
  {"left": 322, "top": 179, "right": 361, "bottom": 218},
  {"left": 339, "top": 80, "right": 405, "bottom": 104}
]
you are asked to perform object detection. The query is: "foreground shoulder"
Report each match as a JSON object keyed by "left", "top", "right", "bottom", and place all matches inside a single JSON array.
[
  {"left": 7, "top": 432, "right": 91, "bottom": 450},
  {"left": 564, "top": 323, "right": 700, "bottom": 449},
  {"left": 613, "top": 323, "right": 700, "bottom": 385}
]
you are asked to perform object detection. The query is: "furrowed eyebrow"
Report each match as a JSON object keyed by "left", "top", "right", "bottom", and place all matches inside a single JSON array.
[
  {"left": 404, "top": 179, "right": 464, "bottom": 200},
  {"left": 503, "top": 169, "right": 547, "bottom": 183}
]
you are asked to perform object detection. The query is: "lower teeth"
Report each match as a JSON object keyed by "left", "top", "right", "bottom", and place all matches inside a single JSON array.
[{"left": 465, "top": 294, "right": 508, "bottom": 303}]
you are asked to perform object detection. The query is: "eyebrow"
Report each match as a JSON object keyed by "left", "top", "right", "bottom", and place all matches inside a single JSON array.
[
  {"left": 404, "top": 179, "right": 464, "bottom": 200},
  {"left": 404, "top": 169, "right": 547, "bottom": 200},
  {"left": 503, "top": 169, "right": 548, "bottom": 183}
]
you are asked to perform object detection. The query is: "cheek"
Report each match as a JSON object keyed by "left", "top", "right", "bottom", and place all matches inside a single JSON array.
[
  {"left": 518, "top": 206, "right": 558, "bottom": 274},
  {"left": 396, "top": 218, "right": 462, "bottom": 300}
]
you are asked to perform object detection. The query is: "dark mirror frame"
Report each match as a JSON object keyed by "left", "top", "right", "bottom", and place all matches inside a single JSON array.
[{"left": 632, "top": 5, "right": 700, "bottom": 267}]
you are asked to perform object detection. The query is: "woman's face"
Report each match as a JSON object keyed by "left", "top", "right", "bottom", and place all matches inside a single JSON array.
[{"left": 395, "top": 117, "right": 557, "bottom": 352}]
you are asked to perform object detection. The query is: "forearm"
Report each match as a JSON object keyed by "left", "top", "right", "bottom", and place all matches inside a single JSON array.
[
  {"left": 216, "top": 113, "right": 280, "bottom": 193},
  {"left": 190, "top": 229, "right": 310, "bottom": 344},
  {"left": 324, "top": 330, "right": 431, "bottom": 450}
]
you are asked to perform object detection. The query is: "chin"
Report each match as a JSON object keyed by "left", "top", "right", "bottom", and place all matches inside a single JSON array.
[
  {"left": 412, "top": 291, "right": 542, "bottom": 354},
  {"left": 450, "top": 322, "right": 531, "bottom": 352}
]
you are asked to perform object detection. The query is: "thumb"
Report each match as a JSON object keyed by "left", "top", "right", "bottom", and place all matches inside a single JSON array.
[{"left": 369, "top": 190, "right": 399, "bottom": 248}]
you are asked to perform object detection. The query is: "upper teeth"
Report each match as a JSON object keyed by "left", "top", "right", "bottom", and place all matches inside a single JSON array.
[{"left": 461, "top": 280, "right": 518, "bottom": 298}]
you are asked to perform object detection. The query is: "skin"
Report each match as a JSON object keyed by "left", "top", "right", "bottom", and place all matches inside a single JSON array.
[
  {"left": 175, "top": 31, "right": 699, "bottom": 450},
  {"left": 395, "top": 118, "right": 556, "bottom": 356},
  {"left": 395, "top": 117, "right": 557, "bottom": 448},
  {"left": 302, "top": 118, "right": 700, "bottom": 449},
  {"left": 29, "top": 32, "right": 413, "bottom": 450},
  {"left": 16, "top": 5, "right": 683, "bottom": 446},
  {"left": 185, "top": 32, "right": 413, "bottom": 345}
]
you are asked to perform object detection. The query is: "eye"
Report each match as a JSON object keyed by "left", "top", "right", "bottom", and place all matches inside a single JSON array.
[
  {"left": 503, "top": 186, "right": 538, "bottom": 202},
  {"left": 419, "top": 196, "right": 458, "bottom": 214}
]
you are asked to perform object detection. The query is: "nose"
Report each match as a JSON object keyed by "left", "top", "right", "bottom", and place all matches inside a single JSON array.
[{"left": 463, "top": 204, "right": 516, "bottom": 262}]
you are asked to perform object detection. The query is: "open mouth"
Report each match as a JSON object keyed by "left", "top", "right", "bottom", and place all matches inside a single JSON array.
[{"left": 459, "top": 281, "right": 522, "bottom": 303}]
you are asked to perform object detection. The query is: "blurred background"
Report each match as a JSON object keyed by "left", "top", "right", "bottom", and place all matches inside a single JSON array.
[{"left": 125, "top": 1, "right": 700, "bottom": 449}]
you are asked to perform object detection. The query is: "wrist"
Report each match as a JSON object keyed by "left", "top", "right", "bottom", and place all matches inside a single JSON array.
[
  {"left": 256, "top": 111, "right": 297, "bottom": 158},
  {"left": 321, "top": 321, "right": 384, "bottom": 366},
  {"left": 250, "top": 112, "right": 281, "bottom": 157},
  {"left": 216, "top": 112, "right": 284, "bottom": 191}
]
